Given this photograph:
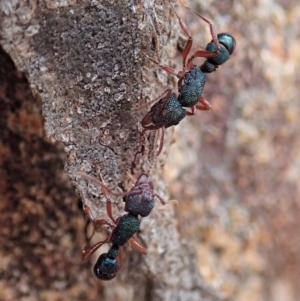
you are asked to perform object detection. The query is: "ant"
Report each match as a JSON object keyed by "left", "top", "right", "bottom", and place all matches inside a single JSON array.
[
  {"left": 137, "top": 0, "right": 236, "bottom": 155},
  {"left": 77, "top": 171, "right": 165, "bottom": 280}
]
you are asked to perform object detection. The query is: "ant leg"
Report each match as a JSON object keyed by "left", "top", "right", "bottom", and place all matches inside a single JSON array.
[
  {"left": 132, "top": 88, "right": 172, "bottom": 112},
  {"left": 84, "top": 201, "right": 116, "bottom": 227},
  {"left": 185, "top": 106, "right": 196, "bottom": 116},
  {"left": 154, "top": 193, "right": 166, "bottom": 205},
  {"left": 129, "top": 238, "right": 147, "bottom": 255},
  {"left": 180, "top": 0, "right": 220, "bottom": 50},
  {"left": 106, "top": 200, "right": 117, "bottom": 225},
  {"left": 82, "top": 192, "right": 117, "bottom": 226},
  {"left": 117, "top": 247, "right": 124, "bottom": 267},
  {"left": 84, "top": 218, "right": 95, "bottom": 243},
  {"left": 179, "top": 1, "right": 221, "bottom": 68},
  {"left": 78, "top": 172, "right": 116, "bottom": 195},
  {"left": 187, "top": 49, "right": 219, "bottom": 69},
  {"left": 140, "top": 50, "right": 180, "bottom": 78},
  {"left": 83, "top": 203, "right": 94, "bottom": 221},
  {"left": 150, "top": 89, "right": 171, "bottom": 157},
  {"left": 82, "top": 237, "right": 110, "bottom": 262},
  {"left": 82, "top": 204, "right": 115, "bottom": 262},
  {"left": 77, "top": 172, "right": 130, "bottom": 198},
  {"left": 168, "top": 0, "right": 193, "bottom": 69},
  {"left": 156, "top": 126, "right": 165, "bottom": 156},
  {"left": 196, "top": 96, "right": 212, "bottom": 110}
]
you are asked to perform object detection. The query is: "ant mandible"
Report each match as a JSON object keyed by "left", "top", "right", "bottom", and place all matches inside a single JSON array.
[
  {"left": 137, "top": 0, "right": 236, "bottom": 155},
  {"left": 77, "top": 171, "right": 165, "bottom": 280}
]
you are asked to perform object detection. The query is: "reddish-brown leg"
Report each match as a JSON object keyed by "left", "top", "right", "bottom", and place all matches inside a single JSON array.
[
  {"left": 132, "top": 88, "right": 172, "bottom": 113},
  {"left": 185, "top": 106, "right": 196, "bottom": 115},
  {"left": 129, "top": 238, "right": 147, "bottom": 255},
  {"left": 77, "top": 171, "right": 119, "bottom": 196},
  {"left": 154, "top": 193, "right": 166, "bottom": 205},
  {"left": 156, "top": 126, "right": 165, "bottom": 157},
  {"left": 105, "top": 200, "right": 117, "bottom": 224},
  {"left": 180, "top": 0, "right": 220, "bottom": 50},
  {"left": 82, "top": 203, "right": 115, "bottom": 261},
  {"left": 81, "top": 204, "right": 117, "bottom": 262},
  {"left": 178, "top": 0, "right": 221, "bottom": 68},
  {"left": 84, "top": 204, "right": 115, "bottom": 228},
  {"left": 187, "top": 49, "right": 219, "bottom": 69},
  {"left": 196, "top": 96, "right": 212, "bottom": 110},
  {"left": 83, "top": 204, "right": 95, "bottom": 221},
  {"left": 168, "top": 0, "right": 193, "bottom": 69},
  {"left": 77, "top": 172, "right": 132, "bottom": 199},
  {"left": 82, "top": 237, "right": 110, "bottom": 262},
  {"left": 140, "top": 50, "right": 180, "bottom": 78},
  {"left": 117, "top": 247, "right": 124, "bottom": 267}
]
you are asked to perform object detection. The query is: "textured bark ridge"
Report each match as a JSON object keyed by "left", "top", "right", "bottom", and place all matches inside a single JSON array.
[{"left": 0, "top": 0, "right": 224, "bottom": 300}]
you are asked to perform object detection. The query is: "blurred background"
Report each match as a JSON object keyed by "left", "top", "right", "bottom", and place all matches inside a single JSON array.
[{"left": 165, "top": 0, "right": 300, "bottom": 300}]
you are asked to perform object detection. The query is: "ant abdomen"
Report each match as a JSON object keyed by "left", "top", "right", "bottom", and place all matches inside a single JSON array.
[{"left": 93, "top": 246, "right": 121, "bottom": 281}]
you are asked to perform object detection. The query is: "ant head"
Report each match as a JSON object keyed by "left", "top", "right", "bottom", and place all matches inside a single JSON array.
[{"left": 217, "top": 33, "right": 236, "bottom": 55}]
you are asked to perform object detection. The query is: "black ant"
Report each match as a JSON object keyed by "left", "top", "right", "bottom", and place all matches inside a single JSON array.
[
  {"left": 137, "top": 0, "right": 236, "bottom": 155},
  {"left": 77, "top": 172, "right": 165, "bottom": 280}
]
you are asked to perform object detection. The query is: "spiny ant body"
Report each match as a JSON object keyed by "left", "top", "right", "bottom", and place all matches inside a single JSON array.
[
  {"left": 138, "top": 0, "right": 236, "bottom": 155},
  {"left": 77, "top": 172, "right": 164, "bottom": 280}
]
